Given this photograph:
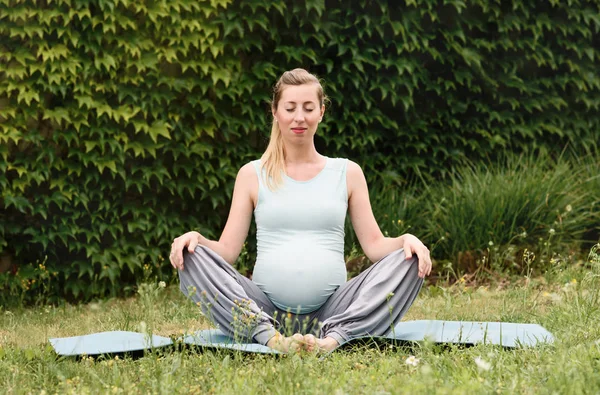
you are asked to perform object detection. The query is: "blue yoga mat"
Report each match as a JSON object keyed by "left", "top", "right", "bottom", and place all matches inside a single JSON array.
[{"left": 49, "top": 320, "right": 554, "bottom": 357}]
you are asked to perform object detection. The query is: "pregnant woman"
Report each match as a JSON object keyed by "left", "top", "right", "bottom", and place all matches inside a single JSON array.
[{"left": 169, "top": 68, "right": 432, "bottom": 353}]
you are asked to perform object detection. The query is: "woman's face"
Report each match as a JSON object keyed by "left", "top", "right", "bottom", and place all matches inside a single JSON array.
[{"left": 273, "top": 84, "right": 325, "bottom": 144}]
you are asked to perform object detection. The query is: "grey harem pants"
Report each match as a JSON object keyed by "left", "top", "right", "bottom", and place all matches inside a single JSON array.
[{"left": 178, "top": 246, "right": 423, "bottom": 346}]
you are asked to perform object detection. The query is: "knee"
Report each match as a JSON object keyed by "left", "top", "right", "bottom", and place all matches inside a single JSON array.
[
  {"left": 381, "top": 248, "right": 418, "bottom": 267},
  {"left": 383, "top": 249, "right": 421, "bottom": 280}
]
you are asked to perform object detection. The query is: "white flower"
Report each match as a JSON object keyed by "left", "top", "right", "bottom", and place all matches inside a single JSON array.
[
  {"left": 549, "top": 228, "right": 556, "bottom": 235},
  {"left": 474, "top": 357, "right": 491, "bottom": 371},
  {"left": 405, "top": 355, "right": 420, "bottom": 366},
  {"left": 158, "top": 281, "right": 166, "bottom": 288},
  {"left": 520, "top": 231, "right": 527, "bottom": 238},
  {"left": 488, "top": 241, "right": 494, "bottom": 246},
  {"left": 566, "top": 204, "right": 572, "bottom": 212}
]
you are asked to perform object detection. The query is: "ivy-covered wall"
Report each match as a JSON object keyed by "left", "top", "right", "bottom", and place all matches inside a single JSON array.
[{"left": 1, "top": 0, "right": 599, "bottom": 300}]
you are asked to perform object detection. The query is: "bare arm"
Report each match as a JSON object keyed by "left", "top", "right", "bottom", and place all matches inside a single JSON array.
[
  {"left": 347, "top": 161, "right": 432, "bottom": 277},
  {"left": 170, "top": 163, "right": 257, "bottom": 269}
]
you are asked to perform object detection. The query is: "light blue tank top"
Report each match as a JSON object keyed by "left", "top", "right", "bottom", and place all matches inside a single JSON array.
[{"left": 251, "top": 157, "right": 348, "bottom": 314}]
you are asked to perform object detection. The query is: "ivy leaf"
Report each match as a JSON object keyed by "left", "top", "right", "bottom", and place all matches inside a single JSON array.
[{"left": 148, "top": 121, "right": 172, "bottom": 143}]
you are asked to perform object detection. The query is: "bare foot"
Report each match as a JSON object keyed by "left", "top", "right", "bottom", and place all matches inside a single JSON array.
[
  {"left": 303, "top": 335, "right": 339, "bottom": 353},
  {"left": 315, "top": 336, "right": 339, "bottom": 352},
  {"left": 266, "top": 332, "right": 304, "bottom": 353},
  {"left": 303, "top": 334, "right": 318, "bottom": 352}
]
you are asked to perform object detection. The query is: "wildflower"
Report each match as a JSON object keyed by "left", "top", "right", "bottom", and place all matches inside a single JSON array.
[
  {"left": 405, "top": 355, "right": 420, "bottom": 366},
  {"left": 397, "top": 219, "right": 403, "bottom": 225},
  {"left": 488, "top": 241, "right": 494, "bottom": 247},
  {"left": 139, "top": 321, "right": 147, "bottom": 333},
  {"left": 570, "top": 279, "right": 577, "bottom": 285},
  {"left": 520, "top": 231, "right": 527, "bottom": 238},
  {"left": 158, "top": 281, "right": 166, "bottom": 288},
  {"left": 549, "top": 228, "right": 556, "bottom": 235},
  {"left": 474, "top": 356, "right": 491, "bottom": 371},
  {"left": 566, "top": 204, "right": 572, "bottom": 212}
]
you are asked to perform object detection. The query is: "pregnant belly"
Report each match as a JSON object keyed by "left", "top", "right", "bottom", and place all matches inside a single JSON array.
[{"left": 252, "top": 244, "right": 347, "bottom": 314}]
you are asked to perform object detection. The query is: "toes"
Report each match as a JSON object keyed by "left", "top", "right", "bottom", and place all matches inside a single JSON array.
[
  {"left": 288, "top": 333, "right": 304, "bottom": 353},
  {"left": 303, "top": 334, "right": 317, "bottom": 352}
]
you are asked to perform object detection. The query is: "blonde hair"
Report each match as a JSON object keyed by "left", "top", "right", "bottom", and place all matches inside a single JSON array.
[{"left": 261, "top": 68, "right": 327, "bottom": 190}]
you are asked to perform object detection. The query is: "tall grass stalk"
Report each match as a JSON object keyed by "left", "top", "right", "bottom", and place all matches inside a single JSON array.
[{"left": 426, "top": 152, "right": 597, "bottom": 272}]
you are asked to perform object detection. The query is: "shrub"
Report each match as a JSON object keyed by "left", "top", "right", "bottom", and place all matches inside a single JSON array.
[{"left": 1, "top": 0, "right": 599, "bottom": 301}]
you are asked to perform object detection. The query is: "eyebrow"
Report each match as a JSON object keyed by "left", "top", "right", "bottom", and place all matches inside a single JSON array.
[{"left": 283, "top": 101, "right": 317, "bottom": 105}]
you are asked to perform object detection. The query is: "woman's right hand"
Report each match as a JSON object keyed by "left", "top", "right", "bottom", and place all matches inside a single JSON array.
[{"left": 170, "top": 231, "right": 200, "bottom": 270}]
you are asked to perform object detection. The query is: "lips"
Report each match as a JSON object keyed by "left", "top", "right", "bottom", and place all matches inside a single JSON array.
[{"left": 291, "top": 128, "right": 307, "bottom": 134}]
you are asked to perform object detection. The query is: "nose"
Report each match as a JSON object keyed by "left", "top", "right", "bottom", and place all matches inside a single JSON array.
[{"left": 294, "top": 109, "right": 306, "bottom": 123}]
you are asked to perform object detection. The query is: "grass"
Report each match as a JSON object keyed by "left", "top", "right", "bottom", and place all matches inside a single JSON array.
[{"left": 1, "top": 246, "right": 599, "bottom": 394}]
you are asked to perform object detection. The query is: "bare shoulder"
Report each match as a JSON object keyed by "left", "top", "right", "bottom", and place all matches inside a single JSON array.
[
  {"left": 238, "top": 162, "right": 258, "bottom": 178},
  {"left": 346, "top": 160, "right": 367, "bottom": 198},
  {"left": 346, "top": 160, "right": 364, "bottom": 178},
  {"left": 237, "top": 161, "right": 259, "bottom": 206}
]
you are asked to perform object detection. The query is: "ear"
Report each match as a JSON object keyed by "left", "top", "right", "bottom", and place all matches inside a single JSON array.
[{"left": 320, "top": 105, "right": 325, "bottom": 118}]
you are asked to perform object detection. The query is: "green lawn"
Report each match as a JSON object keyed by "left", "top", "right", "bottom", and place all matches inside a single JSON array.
[{"left": 1, "top": 249, "right": 599, "bottom": 394}]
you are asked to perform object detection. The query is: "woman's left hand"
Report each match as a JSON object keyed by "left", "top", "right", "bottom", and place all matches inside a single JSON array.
[{"left": 402, "top": 234, "right": 432, "bottom": 278}]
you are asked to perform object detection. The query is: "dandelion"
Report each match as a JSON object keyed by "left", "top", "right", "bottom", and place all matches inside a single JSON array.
[
  {"left": 405, "top": 355, "right": 420, "bottom": 366},
  {"left": 158, "top": 281, "right": 166, "bottom": 288},
  {"left": 474, "top": 356, "right": 491, "bottom": 371}
]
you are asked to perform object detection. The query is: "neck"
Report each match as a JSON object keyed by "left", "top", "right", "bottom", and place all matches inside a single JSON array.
[{"left": 283, "top": 140, "right": 321, "bottom": 164}]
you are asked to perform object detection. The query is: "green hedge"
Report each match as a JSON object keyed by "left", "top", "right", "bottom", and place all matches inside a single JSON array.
[{"left": 1, "top": 0, "right": 599, "bottom": 302}]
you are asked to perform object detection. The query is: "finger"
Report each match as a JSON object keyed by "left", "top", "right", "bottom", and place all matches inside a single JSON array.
[
  {"left": 178, "top": 249, "right": 185, "bottom": 270},
  {"left": 169, "top": 244, "right": 177, "bottom": 269},
  {"left": 427, "top": 257, "right": 432, "bottom": 276},
  {"left": 404, "top": 244, "right": 413, "bottom": 260},
  {"left": 417, "top": 250, "right": 428, "bottom": 278},
  {"left": 171, "top": 244, "right": 183, "bottom": 270},
  {"left": 171, "top": 249, "right": 179, "bottom": 269},
  {"left": 188, "top": 237, "right": 198, "bottom": 253}
]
